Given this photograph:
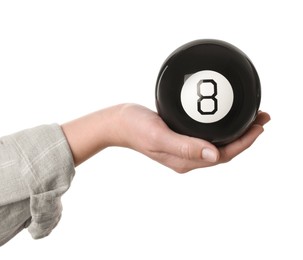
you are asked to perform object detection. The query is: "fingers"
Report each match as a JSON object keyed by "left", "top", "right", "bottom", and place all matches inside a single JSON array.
[
  {"left": 218, "top": 111, "right": 270, "bottom": 162},
  {"left": 219, "top": 124, "right": 264, "bottom": 162},
  {"left": 149, "top": 110, "right": 270, "bottom": 173},
  {"left": 159, "top": 112, "right": 270, "bottom": 164},
  {"left": 254, "top": 111, "right": 271, "bottom": 126}
]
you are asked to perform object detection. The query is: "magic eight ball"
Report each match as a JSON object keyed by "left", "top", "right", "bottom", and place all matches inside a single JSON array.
[{"left": 155, "top": 39, "right": 261, "bottom": 146}]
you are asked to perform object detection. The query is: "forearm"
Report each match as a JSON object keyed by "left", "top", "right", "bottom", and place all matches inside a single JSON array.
[{"left": 61, "top": 104, "right": 126, "bottom": 167}]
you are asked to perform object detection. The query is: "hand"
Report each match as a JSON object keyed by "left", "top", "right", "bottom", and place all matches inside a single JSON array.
[
  {"left": 117, "top": 104, "right": 270, "bottom": 173},
  {"left": 62, "top": 103, "right": 270, "bottom": 172}
]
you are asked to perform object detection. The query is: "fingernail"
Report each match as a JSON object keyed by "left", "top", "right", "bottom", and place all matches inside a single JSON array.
[{"left": 202, "top": 148, "right": 218, "bottom": 162}]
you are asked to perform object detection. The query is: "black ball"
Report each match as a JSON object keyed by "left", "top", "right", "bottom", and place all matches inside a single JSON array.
[{"left": 155, "top": 39, "right": 261, "bottom": 146}]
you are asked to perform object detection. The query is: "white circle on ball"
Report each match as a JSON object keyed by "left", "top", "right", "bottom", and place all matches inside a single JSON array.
[{"left": 181, "top": 70, "right": 234, "bottom": 123}]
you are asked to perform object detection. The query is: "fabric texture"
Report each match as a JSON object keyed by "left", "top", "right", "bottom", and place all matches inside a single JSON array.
[{"left": 0, "top": 124, "right": 75, "bottom": 246}]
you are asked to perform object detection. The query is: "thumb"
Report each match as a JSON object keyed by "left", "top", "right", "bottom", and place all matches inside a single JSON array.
[
  {"left": 201, "top": 146, "right": 220, "bottom": 163},
  {"left": 159, "top": 129, "right": 220, "bottom": 163}
]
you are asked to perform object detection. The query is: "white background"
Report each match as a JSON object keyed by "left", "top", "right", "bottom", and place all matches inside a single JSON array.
[{"left": 0, "top": 1, "right": 302, "bottom": 259}]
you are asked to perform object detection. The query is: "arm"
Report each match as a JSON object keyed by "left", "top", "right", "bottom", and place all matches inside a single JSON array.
[{"left": 61, "top": 103, "right": 270, "bottom": 172}]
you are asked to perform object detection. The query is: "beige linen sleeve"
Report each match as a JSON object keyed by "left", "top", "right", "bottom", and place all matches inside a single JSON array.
[{"left": 0, "top": 124, "right": 75, "bottom": 246}]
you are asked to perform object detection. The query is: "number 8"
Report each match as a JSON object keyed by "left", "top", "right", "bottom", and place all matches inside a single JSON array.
[{"left": 197, "top": 79, "right": 218, "bottom": 115}]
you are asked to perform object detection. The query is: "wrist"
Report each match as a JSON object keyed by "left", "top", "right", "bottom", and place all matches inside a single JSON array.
[{"left": 61, "top": 104, "right": 129, "bottom": 166}]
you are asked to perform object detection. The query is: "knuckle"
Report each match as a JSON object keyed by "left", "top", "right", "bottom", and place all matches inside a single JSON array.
[
  {"left": 173, "top": 161, "right": 192, "bottom": 174},
  {"left": 174, "top": 167, "right": 189, "bottom": 174},
  {"left": 219, "top": 150, "right": 232, "bottom": 164},
  {"left": 179, "top": 143, "right": 191, "bottom": 160}
]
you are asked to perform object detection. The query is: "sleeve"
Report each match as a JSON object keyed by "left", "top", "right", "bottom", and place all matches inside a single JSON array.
[{"left": 0, "top": 124, "right": 75, "bottom": 245}]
